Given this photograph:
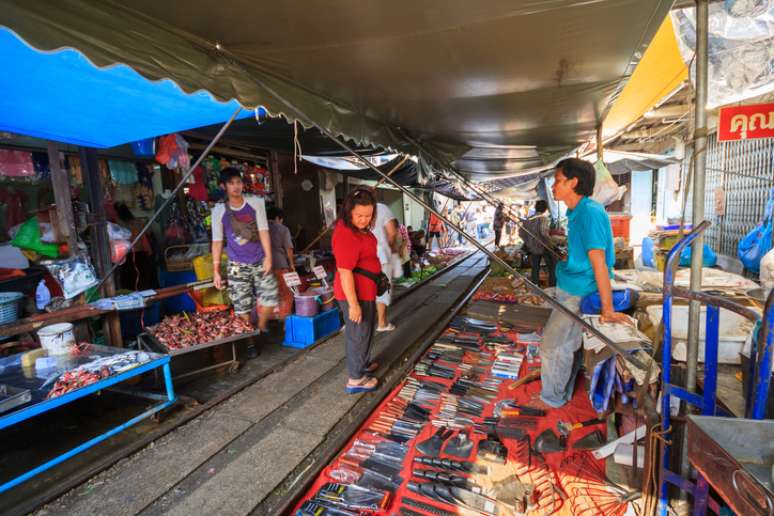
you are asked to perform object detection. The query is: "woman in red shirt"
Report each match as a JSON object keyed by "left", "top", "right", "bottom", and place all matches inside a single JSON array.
[{"left": 333, "top": 188, "right": 382, "bottom": 393}]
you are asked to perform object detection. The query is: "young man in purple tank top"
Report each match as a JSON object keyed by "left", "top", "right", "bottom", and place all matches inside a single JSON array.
[{"left": 211, "top": 168, "right": 278, "bottom": 333}]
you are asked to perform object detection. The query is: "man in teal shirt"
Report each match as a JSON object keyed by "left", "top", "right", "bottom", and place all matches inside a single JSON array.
[{"left": 541, "top": 158, "right": 630, "bottom": 408}]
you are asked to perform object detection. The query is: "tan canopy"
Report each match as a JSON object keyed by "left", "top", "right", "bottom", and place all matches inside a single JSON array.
[{"left": 0, "top": 0, "right": 672, "bottom": 179}]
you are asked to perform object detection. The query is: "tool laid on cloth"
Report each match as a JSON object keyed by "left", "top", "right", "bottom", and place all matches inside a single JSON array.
[
  {"left": 442, "top": 430, "right": 474, "bottom": 458},
  {"left": 400, "top": 496, "right": 455, "bottom": 516},
  {"left": 413, "top": 469, "right": 479, "bottom": 490},
  {"left": 557, "top": 417, "right": 606, "bottom": 438},
  {"left": 506, "top": 369, "right": 540, "bottom": 391},
  {"left": 477, "top": 436, "right": 508, "bottom": 464},
  {"left": 307, "top": 482, "right": 390, "bottom": 512},
  {"left": 413, "top": 456, "right": 488, "bottom": 474},
  {"left": 572, "top": 429, "right": 606, "bottom": 450},
  {"left": 491, "top": 476, "right": 536, "bottom": 514},
  {"left": 535, "top": 428, "right": 567, "bottom": 454},
  {"left": 416, "top": 427, "right": 454, "bottom": 457},
  {"left": 297, "top": 500, "right": 358, "bottom": 515},
  {"left": 407, "top": 482, "right": 498, "bottom": 516},
  {"left": 495, "top": 400, "right": 546, "bottom": 417}
]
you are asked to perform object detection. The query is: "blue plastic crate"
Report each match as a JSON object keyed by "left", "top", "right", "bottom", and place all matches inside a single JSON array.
[{"left": 283, "top": 309, "right": 341, "bottom": 349}]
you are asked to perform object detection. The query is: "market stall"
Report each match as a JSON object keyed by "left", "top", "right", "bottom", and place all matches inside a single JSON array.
[{"left": 0, "top": 344, "right": 174, "bottom": 492}]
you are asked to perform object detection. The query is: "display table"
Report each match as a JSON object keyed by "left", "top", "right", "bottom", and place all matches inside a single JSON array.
[{"left": 0, "top": 345, "right": 175, "bottom": 492}]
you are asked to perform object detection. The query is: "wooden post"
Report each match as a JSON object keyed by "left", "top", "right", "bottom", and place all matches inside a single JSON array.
[
  {"left": 269, "top": 150, "right": 284, "bottom": 208},
  {"left": 47, "top": 141, "right": 78, "bottom": 255},
  {"left": 80, "top": 147, "right": 122, "bottom": 347}
]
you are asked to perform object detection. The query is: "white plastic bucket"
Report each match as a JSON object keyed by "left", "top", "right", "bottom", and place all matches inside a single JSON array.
[{"left": 37, "top": 323, "right": 76, "bottom": 355}]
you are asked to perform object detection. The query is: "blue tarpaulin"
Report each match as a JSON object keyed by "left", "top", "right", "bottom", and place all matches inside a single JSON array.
[{"left": 0, "top": 28, "right": 250, "bottom": 148}]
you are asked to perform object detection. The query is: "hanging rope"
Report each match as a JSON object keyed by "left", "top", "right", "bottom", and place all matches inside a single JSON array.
[{"left": 293, "top": 120, "right": 303, "bottom": 175}]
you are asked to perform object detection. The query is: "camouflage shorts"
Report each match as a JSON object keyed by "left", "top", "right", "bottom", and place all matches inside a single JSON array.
[{"left": 227, "top": 261, "right": 279, "bottom": 314}]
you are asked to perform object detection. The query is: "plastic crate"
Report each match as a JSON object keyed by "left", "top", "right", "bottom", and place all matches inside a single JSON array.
[{"left": 283, "top": 309, "right": 341, "bottom": 349}]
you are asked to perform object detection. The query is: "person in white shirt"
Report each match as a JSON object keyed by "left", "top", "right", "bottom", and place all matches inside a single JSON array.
[{"left": 371, "top": 201, "right": 400, "bottom": 331}]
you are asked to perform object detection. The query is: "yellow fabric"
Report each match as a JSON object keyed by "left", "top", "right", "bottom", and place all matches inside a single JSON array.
[{"left": 603, "top": 16, "right": 688, "bottom": 138}]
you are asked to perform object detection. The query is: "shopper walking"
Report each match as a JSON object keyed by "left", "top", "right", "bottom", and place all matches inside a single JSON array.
[
  {"left": 267, "top": 206, "right": 295, "bottom": 320},
  {"left": 520, "top": 200, "right": 556, "bottom": 287},
  {"left": 372, "top": 201, "right": 400, "bottom": 332},
  {"left": 493, "top": 203, "right": 506, "bottom": 248},
  {"left": 332, "top": 188, "right": 382, "bottom": 393},
  {"left": 212, "top": 167, "right": 277, "bottom": 333}
]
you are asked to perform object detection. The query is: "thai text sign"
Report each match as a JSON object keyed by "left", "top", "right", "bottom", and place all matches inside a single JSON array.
[{"left": 718, "top": 103, "right": 774, "bottom": 141}]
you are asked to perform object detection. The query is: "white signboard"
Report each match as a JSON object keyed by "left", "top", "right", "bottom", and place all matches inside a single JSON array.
[
  {"left": 283, "top": 272, "right": 302, "bottom": 289},
  {"left": 312, "top": 266, "right": 328, "bottom": 280}
]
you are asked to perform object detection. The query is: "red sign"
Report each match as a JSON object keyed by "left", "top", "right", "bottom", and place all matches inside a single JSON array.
[{"left": 718, "top": 103, "right": 774, "bottom": 141}]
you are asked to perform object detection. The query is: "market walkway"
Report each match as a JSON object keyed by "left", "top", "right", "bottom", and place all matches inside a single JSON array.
[{"left": 37, "top": 252, "right": 488, "bottom": 516}]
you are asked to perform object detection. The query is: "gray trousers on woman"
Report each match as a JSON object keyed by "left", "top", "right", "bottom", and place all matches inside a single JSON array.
[{"left": 338, "top": 300, "right": 376, "bottom": 379}]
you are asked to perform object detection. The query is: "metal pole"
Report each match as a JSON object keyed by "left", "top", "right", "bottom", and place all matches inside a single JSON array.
[
  {"left": 93, "top": 107, "right": 243, "bottom": 292},
  {"left": 687, "top": 0, "right": 709, "bottom": 395}
]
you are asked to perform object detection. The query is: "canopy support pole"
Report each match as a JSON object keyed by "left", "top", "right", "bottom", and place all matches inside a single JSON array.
[
  {"left": 93, "top": 107, "right": 243, "bottom": 292},
  {"left": 80, "top": 146, "right": 122, "bottom": 347},
  {"left": 687, "top": 0, "right": 709, "bottom": 398},
  {"left": 680, "top": 0, "right": 710, "bottom": 500}
]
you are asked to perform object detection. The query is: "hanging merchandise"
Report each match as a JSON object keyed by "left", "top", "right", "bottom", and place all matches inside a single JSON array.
[
  {"left": 156, "top": 133, "right": 190, "bottom": 170},
  {"left": 135, "top": 162, "right": 155, "bottom": 210},
  {"left": 10, "top": 217, "right": 59, "bottom": 258},
  {"left": 44, "top": 255, "right": 99, "bottom": 299},
  {"left": 155, "top": 134, "right": 178, "bottom": 167},
  {"left": 0, "top": 149, "right": 35, "bottom": 177},
  {"left": 108, "top": 160, "right": 139, "bottom": 185},
  {"left": 738, "top": 187, "right": 774, "bottom": 273},
  {"left": 591, "top": 160, "right": 626, "bottom": 207},
  {"left": 188, "top": 166, "right": 209, "bottom": 202},
  {"left": 130, "top": 138, "right": 157, "bottom": 158}
]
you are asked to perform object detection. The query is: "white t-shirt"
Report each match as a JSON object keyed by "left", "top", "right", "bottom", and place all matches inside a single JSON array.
[
  {"left": 372, "top": 203, "right": 397, "bottom": 264},
  {"left": 211, "top": 195, "right": 269, "bottom": 242}
]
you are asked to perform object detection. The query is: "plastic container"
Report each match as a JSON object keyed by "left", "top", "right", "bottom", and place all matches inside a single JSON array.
[
  {"left": 312, "top": 286, "right": 336, "bottom": 312},
  {"left": 192, "top": 254, "right": 214, "bottom": 281},
  {"left": 37, "top": 322, "right": 76, "bottom": 355},
  {"left": 0, "top": 291, "right": 24, "bottom": 325},
  {"left": 35, "top": 280, "right": 51, "bottom": 310},
  {"left": 609, "top": 215, "right": 632, "bottom": 242},
  {"left": 189, "top": 288, "right": 229, "bottom": 313},
  {"left": 283, "top": 309, "right": 341, "bottom": 349},
  {"left": 294, "top": 291, "right": 320, "bottom": 318}
]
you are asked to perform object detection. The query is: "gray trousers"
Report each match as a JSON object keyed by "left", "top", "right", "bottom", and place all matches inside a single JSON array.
[
  {"left": 338, "top": 300, "right": 376, "bottom": 379},
  {"left": 540, "top": 288, "right": 584, "bottom": 408}
]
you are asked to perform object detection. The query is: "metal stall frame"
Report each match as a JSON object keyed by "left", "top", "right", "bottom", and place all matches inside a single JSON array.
[
  {"left": 0, "top": 356, "right": 176, "bottom": 493},
  {"left": 658, "top": 220, "right": 774, "bottom": 515}
]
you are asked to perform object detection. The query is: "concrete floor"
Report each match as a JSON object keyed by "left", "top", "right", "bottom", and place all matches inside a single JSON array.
[{"left": 32, "top": 253, "right": 488, "bottom": 516}]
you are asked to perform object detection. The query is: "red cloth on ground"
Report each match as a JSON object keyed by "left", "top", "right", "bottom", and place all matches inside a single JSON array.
[
  {"left": 332, "top": 220, "right": 381, "bottom": 302},
  {"left": 295, "top": 326, "right": 608, "bottom": 515}
]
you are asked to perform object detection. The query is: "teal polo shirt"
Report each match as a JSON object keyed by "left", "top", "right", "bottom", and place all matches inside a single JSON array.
[{"left": 556, "top": 196, "right": 615, "bottom": 297}]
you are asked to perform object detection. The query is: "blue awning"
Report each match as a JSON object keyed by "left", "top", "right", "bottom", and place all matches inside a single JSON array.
[{"left": 0, "top": 28, "right": 250, "bottom": 148}]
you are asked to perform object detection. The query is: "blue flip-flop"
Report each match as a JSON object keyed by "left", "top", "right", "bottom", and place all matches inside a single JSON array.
[{"left": 346, "top": 377, "right": 378, "bottom": 394}]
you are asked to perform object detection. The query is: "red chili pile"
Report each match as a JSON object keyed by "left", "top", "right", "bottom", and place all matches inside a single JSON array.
[{"left": 149, "top": 310, "right": 254, "bottom": 350}]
